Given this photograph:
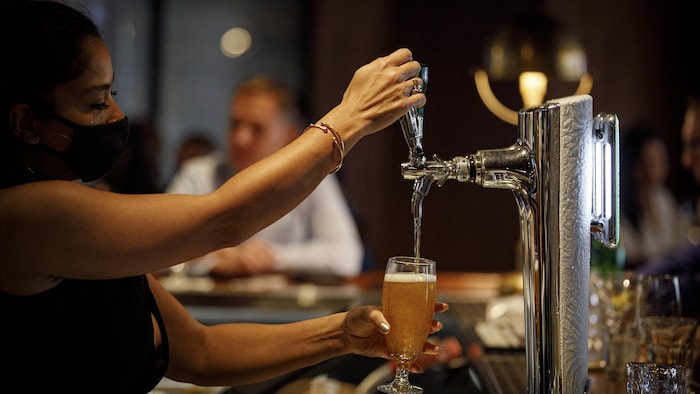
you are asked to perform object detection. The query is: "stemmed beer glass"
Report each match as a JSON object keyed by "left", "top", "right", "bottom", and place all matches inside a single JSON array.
[{"left": 378, "top": 256, "right": 437, "bottom": 394}]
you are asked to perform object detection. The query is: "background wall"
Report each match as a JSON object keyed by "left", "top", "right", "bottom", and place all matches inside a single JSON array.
[
  {"left": 155, "top": 0, "right": 309, "bottom": 181},
  {"left": 307, "top": 0, "right": 699, "bottom": 272},
  {"left": 84, "top": 0, "right": 700, "bottom": 273}
]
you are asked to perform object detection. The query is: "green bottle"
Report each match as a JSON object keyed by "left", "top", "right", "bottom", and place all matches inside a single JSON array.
[{"left": 590, "top": 236, "right": 626, "bottom": 275}]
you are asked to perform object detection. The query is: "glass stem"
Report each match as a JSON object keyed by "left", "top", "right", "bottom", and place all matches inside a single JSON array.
[
  {"left": 380, "top": 367, "right": 415, "bottom": 393},
  {"left": 395, "top": 368, "right": 410, "bottom": 386},
  {"left": 388, "top": 368, "right": 416, "bottom": 393}
]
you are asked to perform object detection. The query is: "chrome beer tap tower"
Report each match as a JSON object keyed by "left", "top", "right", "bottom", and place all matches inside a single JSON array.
[{"left": 401, "top": 66, "right": 619, "bottom": 393}]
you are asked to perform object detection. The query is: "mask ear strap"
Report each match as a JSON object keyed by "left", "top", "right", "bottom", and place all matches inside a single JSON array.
[
  {"left": 23, "top": 146, "right": 72, "bottom": 181},
  {"left": 23, "top": 127, "right": 74, "bottom": 181},
  {"left": 24, "top": 150, "right": 50, "bottom": 180}
]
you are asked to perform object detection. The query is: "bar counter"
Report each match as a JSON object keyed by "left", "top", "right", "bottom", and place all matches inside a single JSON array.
[
  {"left": 155, "top": 271, "right": 626, "bottom": 394},
  {"left": 349, "top": 271, "right": 625, "bottom": 394}
]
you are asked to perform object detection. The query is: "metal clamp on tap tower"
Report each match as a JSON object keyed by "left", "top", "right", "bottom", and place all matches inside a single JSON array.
[{"left": 400, "top": 66, "right": 619, "bottom": 394}]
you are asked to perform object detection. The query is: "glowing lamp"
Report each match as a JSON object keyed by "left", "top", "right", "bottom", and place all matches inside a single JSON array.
[{"left": 474, "top": 12, "right": 593, "bottom": 124}]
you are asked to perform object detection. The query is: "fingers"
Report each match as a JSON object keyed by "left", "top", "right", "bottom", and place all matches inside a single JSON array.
[
  {"left": 428, "top": 303, "right": 448, "bottom": 334},
  {"left": 384, "top": 47, "right": 414, "bottom": 66},
  {"left": 423, "top": 340, "right": 441, "bottom": 356},
  {"left": 435, "top": 302, "right": 449, "bottom": 313},
  {"left": 370, "top": 302, "right": 445, "bottom": 334},
  {"left": 409, "top": 341, "right": 441, "bottom": 373},
  {"left": 370, "top": 303, "right": 445, "bottom": 335},
  {"left": 411, "top": 337, "right": 465, "bottom": 373},
  {"left": 348, "top": 306, "right": 390, "bottom": 335},
  {"left": 400, "top": 62, "right": 422, "bottom": 81},
  {"left": 410, "top": 77, "right": 424, "bottom": 94},
  {"left": 404, "top": 77, "right": 424, "bottom": 96},
  {"left": 384, "top": 47, "right": 422, "bottom": 86},
  {"left": 429, "top": 319, "right": 444, "bottom": 334},
  {"left": 368, "top": 308, "right": 391, "bottom": 334},
  {"left": 408, "top": 93, "right": 427, "bottom": 111},
  {"left": 404, "top": 69, "right": 426, "bottom": 109},
  {"left": 332, "top": 47, "right": 427, "bottom": 137}
]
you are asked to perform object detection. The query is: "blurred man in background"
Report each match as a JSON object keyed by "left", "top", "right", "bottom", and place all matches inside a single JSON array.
[{"left": 167, "top": 75, "right": 363, "bottom": 278}]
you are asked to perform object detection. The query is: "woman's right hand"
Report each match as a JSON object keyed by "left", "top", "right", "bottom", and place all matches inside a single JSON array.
[{"left": 322, "top": 48, "right": 426, "bottom": 147}]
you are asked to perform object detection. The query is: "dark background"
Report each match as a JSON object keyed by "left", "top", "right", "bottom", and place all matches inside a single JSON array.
[
  {"left": 307, "top": 0, "right": 700, "bottom": 272},
  {"left": 88, "top": 0, "right": 700, "bottom": 273}
]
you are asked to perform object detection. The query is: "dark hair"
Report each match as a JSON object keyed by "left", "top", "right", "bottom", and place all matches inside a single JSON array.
[
  {"left": 619, "top": 126, "right": 665, "bottom": 229},
  {"left": 0, "top": 0, "right": 102, "bottom": 187}
]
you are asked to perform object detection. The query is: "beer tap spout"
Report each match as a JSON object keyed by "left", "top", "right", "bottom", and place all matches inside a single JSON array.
[{"left": 401, "top": 155, "right": 471, "bottom": 185}]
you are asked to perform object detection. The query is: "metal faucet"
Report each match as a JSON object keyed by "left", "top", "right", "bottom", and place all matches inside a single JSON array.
[{"left": 400, "top": 89, "right": 619, "bottom": 393}]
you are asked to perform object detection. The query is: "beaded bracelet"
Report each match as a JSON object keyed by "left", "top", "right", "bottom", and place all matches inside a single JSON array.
[{"left": 305, "top": 122, "right": 345, "bottom": 173}]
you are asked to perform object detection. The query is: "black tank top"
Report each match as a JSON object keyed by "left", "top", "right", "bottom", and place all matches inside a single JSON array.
[{"left": 0, "top": 275, "right": 169, "bottom": 393}]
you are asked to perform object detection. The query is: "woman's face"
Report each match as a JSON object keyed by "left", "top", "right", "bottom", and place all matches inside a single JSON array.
[
  {"left": 35, "top": 38, "right": 124, "bottom": 152},
  {"left": 54, "top": 39, "right": 124, "bottom": 122},
  {"left": 27, "top": 38, "right": 125, "bottom": 180}
]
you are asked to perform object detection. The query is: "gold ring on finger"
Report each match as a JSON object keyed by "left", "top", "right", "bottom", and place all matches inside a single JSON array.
[{"left": 411, "top": 78, "right": 423, "bottom": 94}]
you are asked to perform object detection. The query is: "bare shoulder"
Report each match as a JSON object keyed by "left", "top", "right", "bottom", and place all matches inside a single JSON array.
[
  {"left": 0, "top": 180, "right": 102, "bottom": 213},
  {"left": 0, "top": 181, "right": 107, "bottom": 295},
  {"left": 0, "top": 180, "right": 139, "bottom": 229}
]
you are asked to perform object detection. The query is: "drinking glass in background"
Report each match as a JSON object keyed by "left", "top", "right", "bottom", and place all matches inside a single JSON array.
[
  {"left": 635, "top": 274, "right": 682, "bottom": 359},
  {"left": 635, "top": 274, "right": 681, "bottom": 324},
  {"left": 640, "top": 316, "right": 698, "bottom": 378},
  {"left": 627, "top": 362, "right": 690, "bottom": 394},
  {"left": 601, "top": 271, "right": 641, "bottom": 380},
  {"left": 378, "top": 256, "right": 437, "bottom": 394}
]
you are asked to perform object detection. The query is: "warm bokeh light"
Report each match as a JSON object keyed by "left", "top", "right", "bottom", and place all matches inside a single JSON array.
[
  {"left": 220, "top": 27, "right": 251, "bottom": 58},
  {"left": 519, "top": 71, "right": 548, "bottom": 108},
  {"left": 474, "top": 68, "right": 593, "bottom": 125},
  {"left": 476, "top": 13, "right": 592, "bottom": 124}
]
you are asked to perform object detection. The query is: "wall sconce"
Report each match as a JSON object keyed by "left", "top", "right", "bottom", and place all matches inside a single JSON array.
[{"left": 474, "top": 12, "right": 593, "bottom": 124}]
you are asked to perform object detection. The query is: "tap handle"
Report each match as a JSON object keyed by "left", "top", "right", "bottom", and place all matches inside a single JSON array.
[
  {"left": 400, "top": 115, "right": 425, "bottom": 163},
  {"left": 415, "top": 64, "right": 428, "bottom": 118},
  {"left": 591, "top": 112, "right": 619, "bottom": 248},
  {"left": 401, "top": 64, "right": 428, "bottom": 166}
]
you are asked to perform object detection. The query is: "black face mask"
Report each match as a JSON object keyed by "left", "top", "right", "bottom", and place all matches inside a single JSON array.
[{"left": 39, "top": 115, "right": 130, "bottom": 182}]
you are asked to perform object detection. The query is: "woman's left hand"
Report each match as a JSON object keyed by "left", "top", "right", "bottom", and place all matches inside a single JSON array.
[{"left": 342, "top": 302, "right": 449, "bottom": 359}]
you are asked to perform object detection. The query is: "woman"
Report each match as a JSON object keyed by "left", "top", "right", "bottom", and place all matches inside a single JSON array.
[
  {"left": 619, "top": 126, "right": 686, "bottom": 268},
  {"left": 0, "top": 1, "right": 442, "bottom": 392}
]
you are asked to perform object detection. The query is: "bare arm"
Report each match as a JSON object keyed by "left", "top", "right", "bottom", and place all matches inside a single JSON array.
[
  {"left": 0, "top": 48, "right": 424, "bottom": 295},
  {"left": 148, "top": 275, "right": 446, "bottom": 387},
  {"left": 149, "top": 275, "right": 386, "bottom": 386}
]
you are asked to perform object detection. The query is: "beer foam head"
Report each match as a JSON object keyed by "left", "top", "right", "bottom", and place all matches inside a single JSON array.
[{"left": 384, "top": 272, "right": 437, "bottom": 282}]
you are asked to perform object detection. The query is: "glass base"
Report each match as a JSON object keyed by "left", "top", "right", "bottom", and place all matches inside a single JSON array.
[
  {"left": 377, "top": 369, "right": 423, "bottom": 394},
  {"left": 377, "top": 382, "right": 423, "bottom": 394}
]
